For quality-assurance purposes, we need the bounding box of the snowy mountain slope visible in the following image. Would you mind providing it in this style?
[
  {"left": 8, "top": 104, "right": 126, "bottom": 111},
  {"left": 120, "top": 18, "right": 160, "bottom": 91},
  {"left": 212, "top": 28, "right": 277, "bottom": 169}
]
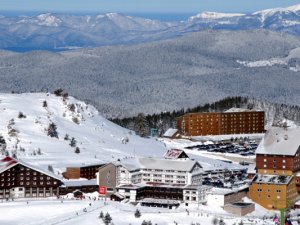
[
  {"left": 236, "top": 46, "right": 300, "bottom": 71},
  {"left": 0, "top": 93, "right": 166, "bottom": 173},
  {"left": 1, "top": 30, "right": 300, "bottom": 118},
  {"left": 3, "top": 4, "right": 300, "bottom": 50}
]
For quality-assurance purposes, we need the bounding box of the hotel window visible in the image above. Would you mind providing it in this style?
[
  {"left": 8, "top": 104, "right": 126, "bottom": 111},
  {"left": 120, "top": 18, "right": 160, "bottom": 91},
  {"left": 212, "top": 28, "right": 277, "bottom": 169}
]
[
  {"left": 283, "top": 166, "right": 286, "bottom": 169},
  {"left": 264, "top": 165, "right": 266, "bottom": 168},
  {"left": 264, "top": 159, "right": 267, "bottom": 162},
  {"left": 283, "top": 160, "right": 286, "bottom": 163}
]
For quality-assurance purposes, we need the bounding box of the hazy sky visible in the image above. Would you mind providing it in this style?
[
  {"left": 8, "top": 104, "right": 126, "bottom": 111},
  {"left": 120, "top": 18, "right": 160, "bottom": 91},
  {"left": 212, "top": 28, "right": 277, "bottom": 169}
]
[{"left": 1, "top": 0, "right": 300, "bottom": 13}]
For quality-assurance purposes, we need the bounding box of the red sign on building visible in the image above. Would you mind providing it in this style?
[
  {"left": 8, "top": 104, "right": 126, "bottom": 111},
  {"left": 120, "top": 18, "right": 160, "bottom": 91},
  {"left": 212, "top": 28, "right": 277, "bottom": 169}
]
[{"left": 99, "top": 186, "right": 107, "bottom": 195}]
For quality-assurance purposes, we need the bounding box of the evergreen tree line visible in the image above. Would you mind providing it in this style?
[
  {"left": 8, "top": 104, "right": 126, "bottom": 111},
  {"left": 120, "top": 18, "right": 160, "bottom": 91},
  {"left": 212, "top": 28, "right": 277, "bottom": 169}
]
[{"left": 110, "top": 96, "right": 300, "bottom": 136}]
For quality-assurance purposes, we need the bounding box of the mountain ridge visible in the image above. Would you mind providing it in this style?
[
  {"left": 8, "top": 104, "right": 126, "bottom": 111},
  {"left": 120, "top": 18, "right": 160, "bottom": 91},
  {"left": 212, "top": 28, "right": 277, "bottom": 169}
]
[{"left": 2, "top": 4, "right": 300, "bottom": 50}]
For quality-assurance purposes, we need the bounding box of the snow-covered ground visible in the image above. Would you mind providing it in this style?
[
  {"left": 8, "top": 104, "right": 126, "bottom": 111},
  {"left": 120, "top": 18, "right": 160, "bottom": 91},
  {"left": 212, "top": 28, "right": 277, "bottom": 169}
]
[
  {"left": 0, "top": 197, "right": 280, "bottom": 225},
  {"left": 237, "top": 46, "right": 300, "bottom": 72},
  {"left": 0, "top": 93, "right": 165, "bottom": 174}
]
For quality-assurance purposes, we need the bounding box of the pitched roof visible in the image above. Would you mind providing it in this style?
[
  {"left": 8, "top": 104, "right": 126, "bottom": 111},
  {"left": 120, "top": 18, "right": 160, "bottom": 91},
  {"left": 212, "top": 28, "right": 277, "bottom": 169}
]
[
  {"left": 256, "top": 126, "right": 300, "bottom": 156},
  {"left": 119, "top": 157, "right": 201, "bottom": 172},
  {"left": 163, "top": 128, "right": 179, "bottom": 137},
  {"left": 0, "top": 156, "right": 62, "bottom": 181},
  {"left": 163, "top": 149, "right": 189, "bottom": 159}
]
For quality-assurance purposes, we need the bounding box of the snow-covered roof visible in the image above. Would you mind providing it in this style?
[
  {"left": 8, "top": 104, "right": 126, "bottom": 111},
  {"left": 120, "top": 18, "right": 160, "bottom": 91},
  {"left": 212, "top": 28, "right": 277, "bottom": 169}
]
[
  {"left": 140, "top": 198, "right": 180, "bottom": 205},
  {"left": 119, "top": 157, "right": 200, "bottom": 172},
  {"left": 62, "top": 179, "right": 97, "bottom": 187},
  {"left": 246, "top": 164, "right": 256, "bottom": 174},
  {"left": 209, "top": 186, "right": 249, "bottom": 196},
  {"left": 256, "top": 126, "right": 300, "bottom": 156},
  {"left": 164, "top": 149, "right": 189, "bottom": 159},
  {"left": 67, "top": 163, "right": 104, "bottom": 168},
  {"left": 0, "top": 156, "right": 62, "bottom": 181},
  {"left": 252, "top": 174, "right": 293, "bottom": 185},
  {"left": 184, "top": 185, "right": 211, "bottom": 191},
  {"left": 0, "top": 157, "right": 17, "bottom": 173},
  {"left": 224, "top": 108, "right": 261, "bottom": 113},
  {"left": 163, "top": 128, "right": 178, "bottom": 137}
]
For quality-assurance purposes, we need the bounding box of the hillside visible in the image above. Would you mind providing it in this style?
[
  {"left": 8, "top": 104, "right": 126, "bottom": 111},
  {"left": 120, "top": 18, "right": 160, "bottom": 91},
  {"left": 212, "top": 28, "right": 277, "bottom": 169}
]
[
  {"left": 0, "top": 93, "right": 166, "bottom": 173},
  {"left": 1, "top": 30, "right": 300, "bottom": 117}
]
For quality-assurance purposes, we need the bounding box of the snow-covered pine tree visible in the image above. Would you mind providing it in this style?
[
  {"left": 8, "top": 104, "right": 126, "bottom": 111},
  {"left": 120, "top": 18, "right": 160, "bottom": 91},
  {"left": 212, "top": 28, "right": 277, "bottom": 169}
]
[
  {"left": 134, "top": 113, "right": 149, "bottom": 137},
  {"left": 134, "top": 209, "right": 141, "bottom": 218},
  {"left": 70, "top": 137, "right": 76, "bottom": 147},
  {"left": 47, "top": 122, "right": 58, "bottom": 138},
  {"left": 103, "top": 212, "right": 112, "bottom": 225},
  {"left": 75, "top": 147, "right": 80, "bottom": 154}
]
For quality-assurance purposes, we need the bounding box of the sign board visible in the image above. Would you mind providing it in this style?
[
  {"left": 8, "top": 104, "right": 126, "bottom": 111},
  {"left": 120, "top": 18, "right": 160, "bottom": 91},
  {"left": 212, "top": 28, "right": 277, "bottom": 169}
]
[{"left": 99, "top": 186, "right": 107, "bottom": 195}]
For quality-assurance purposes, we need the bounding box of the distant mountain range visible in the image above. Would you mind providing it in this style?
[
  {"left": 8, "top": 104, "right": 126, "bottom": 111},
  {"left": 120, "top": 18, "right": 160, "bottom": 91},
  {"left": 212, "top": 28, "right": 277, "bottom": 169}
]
[{"left": 2, "top": 4, "right": 300, "bottom": 50}]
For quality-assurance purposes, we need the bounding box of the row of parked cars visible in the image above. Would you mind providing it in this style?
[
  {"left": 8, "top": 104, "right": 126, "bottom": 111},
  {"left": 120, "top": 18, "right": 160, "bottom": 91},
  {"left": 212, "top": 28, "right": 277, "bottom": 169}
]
[{"left": 185, "top": 141, "right": 259, "bottom": 156}]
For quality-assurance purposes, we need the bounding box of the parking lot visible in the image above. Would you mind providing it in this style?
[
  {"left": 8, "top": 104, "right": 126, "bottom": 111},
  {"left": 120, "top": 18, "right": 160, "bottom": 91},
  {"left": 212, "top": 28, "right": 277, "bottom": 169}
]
[{"left": 185, "top": 140, "right": 259, "bottom": 157}]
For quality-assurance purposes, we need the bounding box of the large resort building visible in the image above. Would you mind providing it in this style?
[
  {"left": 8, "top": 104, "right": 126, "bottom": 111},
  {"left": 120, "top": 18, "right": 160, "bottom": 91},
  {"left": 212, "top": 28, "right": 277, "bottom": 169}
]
[
  {"left": 0, "top": 157, "right": 99, "bottom": 199},
  {"left": 249, "top": 126, "right": 300, "bottom": 209},
  {"left": 97, "top": 149, "right": 248, "bottom": 207},
  {"left": 0, "top": 157, "right": 62, "bottom": 199},
  {"left": 97, "top": 149, "right": 208, "bottom": 204},
  {"left": 176, "top": 108, "right": 265, "bottom": 136}
]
